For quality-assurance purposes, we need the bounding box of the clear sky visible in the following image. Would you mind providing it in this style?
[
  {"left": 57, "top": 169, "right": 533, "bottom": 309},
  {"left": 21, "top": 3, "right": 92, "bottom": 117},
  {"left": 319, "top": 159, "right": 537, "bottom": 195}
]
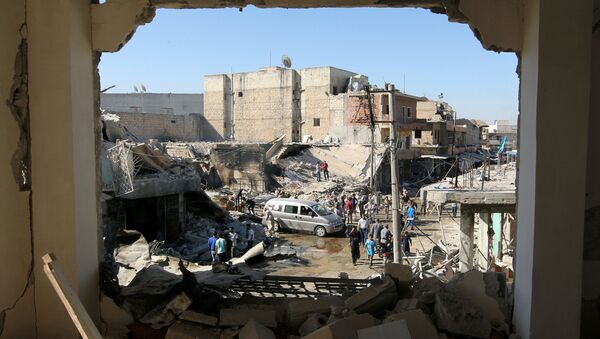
[{"left": 99, "top": 7, "right": 519, "bottom": 124}]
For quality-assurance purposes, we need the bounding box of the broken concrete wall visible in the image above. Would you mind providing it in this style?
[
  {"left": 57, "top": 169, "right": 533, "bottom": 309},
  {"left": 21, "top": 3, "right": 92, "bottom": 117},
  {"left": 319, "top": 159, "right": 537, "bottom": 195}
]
[
  {"left": 109, "top": 111, "right": 205, "bottom": 141},
  {"left": 211, "top": 144, "right": 267, "bottom": 192},
  {"left": 0, "top": 0, "right": 36, "bottom": 337}
]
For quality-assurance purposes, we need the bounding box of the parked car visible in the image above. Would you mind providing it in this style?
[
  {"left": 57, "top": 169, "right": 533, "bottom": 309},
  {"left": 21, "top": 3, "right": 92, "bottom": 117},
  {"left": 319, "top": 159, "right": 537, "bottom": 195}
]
[{"left": 262, "top": 198, "right": 345, "bottom": 237}]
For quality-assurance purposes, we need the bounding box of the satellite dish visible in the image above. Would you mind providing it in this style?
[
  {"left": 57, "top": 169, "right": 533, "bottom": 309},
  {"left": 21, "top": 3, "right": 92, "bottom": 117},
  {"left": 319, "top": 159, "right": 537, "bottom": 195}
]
[
  {"left": 133, "top": 85, "right": 139, "bottom": 93},
  {"left": 141, "top": 84, "right": 147, "bottom": 92},
  {"left": 282, "top": 55, "right": 292, "bottom": 68}
]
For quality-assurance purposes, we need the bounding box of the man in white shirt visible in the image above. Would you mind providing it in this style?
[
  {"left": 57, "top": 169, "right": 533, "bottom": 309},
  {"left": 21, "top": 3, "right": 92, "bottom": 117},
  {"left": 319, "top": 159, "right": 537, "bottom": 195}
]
[
  {"left": 357, "top": 216, "right": 369, "bottom": 247},
  {"left": 245, "top": 224, "right": 255, "bottom": 252}
]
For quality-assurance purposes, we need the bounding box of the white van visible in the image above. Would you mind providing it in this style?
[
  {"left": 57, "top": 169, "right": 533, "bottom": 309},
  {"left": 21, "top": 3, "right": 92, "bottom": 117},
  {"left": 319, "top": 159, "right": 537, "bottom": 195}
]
[{"left": 262, "top": 198, "right": 345, "bottom": 237}]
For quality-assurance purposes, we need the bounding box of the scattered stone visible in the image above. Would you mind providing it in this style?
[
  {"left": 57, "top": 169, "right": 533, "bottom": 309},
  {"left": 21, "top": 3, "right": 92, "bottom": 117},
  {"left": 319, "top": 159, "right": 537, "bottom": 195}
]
[
  {"left": 239, "top": 320, "right": 276, "bottom": 339},
  {"left": 298, "top": 313, "right": 329, "bottom": 336},
  {"left": 140, "top": 292, "right": 193, "bottom": 329},
  {"left": 165, "top": 320, "right": 218, "bottom": 339},
  {"left": 286, "top": 296, "right": 343, "bottom": 328},
  {"left": 219, "top": 308, "right": 277, "bottom": 328},
  {"left": 384, "top": 309, "right": 437, "bottom": 339},
  {"left": 100, "top": 294, "right": 133, "bottom": 338},
  {"left": 412, "top": 277, "right": 443, "bottom": 305},
  {"left": 178, "top": 310, "right": 218, "bottom": 327},
  {"left": 344, "top": 276, "right": 397, "bottom": 315},
  {"left": 357, "top": 319, "right": 411, "bottom": 339},
  {"left": 434, "top": 287, "right": 491, "bottom": 338},
  {"left": 303, "top": 313, "right": 380, "bottom": 339},
  {"left": 327, "top": 305, "right": 349, "bottom": 324}
]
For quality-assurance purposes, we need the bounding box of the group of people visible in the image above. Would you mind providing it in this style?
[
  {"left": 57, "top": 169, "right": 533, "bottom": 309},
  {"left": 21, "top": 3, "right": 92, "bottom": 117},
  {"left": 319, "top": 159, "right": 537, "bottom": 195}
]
[
  {"left": 207, "top": 224, "right": 255, "bottom": 264},
  {"left": 314, "top": 160, "right": 329, "bottom": 182},
  {"left": 347, "top": 219, "right": 394, "bottom": 268},
  {"left": 227, "top": 188, "right": 257, "bottom": 215}
]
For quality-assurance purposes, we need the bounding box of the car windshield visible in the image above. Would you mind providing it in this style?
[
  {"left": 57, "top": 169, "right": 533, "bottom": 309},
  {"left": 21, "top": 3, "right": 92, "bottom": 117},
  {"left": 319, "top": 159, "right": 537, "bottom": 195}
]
[{"left": 311, "top": 204, "right": 332, "bottom": 216}]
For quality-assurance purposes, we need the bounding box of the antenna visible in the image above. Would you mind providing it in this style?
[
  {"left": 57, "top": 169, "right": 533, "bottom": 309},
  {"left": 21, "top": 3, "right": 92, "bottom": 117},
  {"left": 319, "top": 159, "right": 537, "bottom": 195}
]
[{"left": 282, "top": 55, "right": 292, "bottom": 68}]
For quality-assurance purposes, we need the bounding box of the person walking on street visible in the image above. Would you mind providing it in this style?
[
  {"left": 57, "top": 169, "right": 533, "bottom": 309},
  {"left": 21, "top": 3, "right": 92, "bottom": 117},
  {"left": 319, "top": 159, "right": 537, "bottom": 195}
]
[
  {"left": 315, "top": 162, "right": 322, "bottom": 182},
  {"left": 402, "top": 230, "right": 412, "bottom": 256},
  {"left": 345, "top": 198, "right": 354, "bottom": 224},
  {"left": 366, "top": 235, "right": 376, "bottom": 268},
  {"left": 348, "top": 227, "right": 361, "bottom": 265},
  {"left": 371, "top": 218, "right": 383, "bottom": 244},
  {"left": 322, "top": 160, "right": 329, "bottom": 180},
  {"left": 359, "top": 193, "right": 368, "bottom": 218},
  {"left": 405, "top": 201, "right": 416, "bottom": 230},
  {"left": 245, "top": 224, "right": 255, "bottom": 252},
  {"left": 208, "top": 231, "right": 218, "bottom": 263},
  {"left": 383, "top": 196, "right": 390, "bottom": 219},
  {"left": 357, "top": 215, "right": 369, "bottom": 247},
  {"left": 228, "top": 227, "right": 238, "bottom": 259},
  {"left": 380, "top": 224, "right": 393, "bottom": 263},
  {"left": 215, "top": 232, "right": 228, "bottom": 263}
]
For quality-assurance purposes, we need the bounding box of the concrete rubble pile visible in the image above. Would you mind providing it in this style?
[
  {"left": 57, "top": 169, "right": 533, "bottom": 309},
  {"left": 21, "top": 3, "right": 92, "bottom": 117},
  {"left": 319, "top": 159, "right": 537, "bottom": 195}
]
[{"left": 102, "top": 258, "right": 515, "bottom": 339}]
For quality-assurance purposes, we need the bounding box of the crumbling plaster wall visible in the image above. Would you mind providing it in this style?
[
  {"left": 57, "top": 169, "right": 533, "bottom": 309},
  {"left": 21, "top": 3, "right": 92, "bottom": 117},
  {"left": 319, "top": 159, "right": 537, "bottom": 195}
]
[{"left": 0, "top": 1, "right": 36, "bottom": 338}]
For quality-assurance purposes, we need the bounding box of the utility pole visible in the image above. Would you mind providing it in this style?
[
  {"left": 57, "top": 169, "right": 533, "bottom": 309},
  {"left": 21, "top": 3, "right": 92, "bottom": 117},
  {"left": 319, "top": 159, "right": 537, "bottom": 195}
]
[
  {"left": 365, "top": 86, "right": 376, "bottom": 192},
  {"left": 388, "top": 85, "right": 401, "bottom": 264}
]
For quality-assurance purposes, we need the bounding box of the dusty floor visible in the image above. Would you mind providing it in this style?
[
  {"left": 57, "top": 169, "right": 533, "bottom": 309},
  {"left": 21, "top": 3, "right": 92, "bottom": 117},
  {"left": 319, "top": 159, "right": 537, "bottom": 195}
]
[{"left": 263, "top": 208, "right": 461, "bottom": 279}]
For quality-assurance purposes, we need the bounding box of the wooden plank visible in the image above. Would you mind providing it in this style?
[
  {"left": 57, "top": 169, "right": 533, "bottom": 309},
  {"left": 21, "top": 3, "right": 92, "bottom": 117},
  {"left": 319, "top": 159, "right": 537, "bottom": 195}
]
[{"left": 42, "top": 253, "right": 103, "bottom": 339}]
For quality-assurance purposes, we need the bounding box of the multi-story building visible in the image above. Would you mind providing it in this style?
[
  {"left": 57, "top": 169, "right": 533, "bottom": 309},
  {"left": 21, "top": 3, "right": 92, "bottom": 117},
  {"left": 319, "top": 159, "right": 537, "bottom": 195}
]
[{"left": 485, "top": 119, "right": 518, "bottom": 151}]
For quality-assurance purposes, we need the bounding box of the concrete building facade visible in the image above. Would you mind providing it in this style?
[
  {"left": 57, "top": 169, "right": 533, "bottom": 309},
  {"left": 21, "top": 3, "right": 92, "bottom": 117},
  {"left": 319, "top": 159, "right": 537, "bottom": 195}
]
[
  {"left": 101, "top": 92, "right": 204, "bottom": 115},
  {"left": 203, "top": 67, "right": 301, "bottom": 142}
]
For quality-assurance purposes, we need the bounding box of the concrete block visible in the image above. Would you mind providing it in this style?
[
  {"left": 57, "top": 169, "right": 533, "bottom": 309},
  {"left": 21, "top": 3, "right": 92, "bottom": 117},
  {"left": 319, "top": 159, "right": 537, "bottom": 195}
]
[
  {"left": 344, "top": 276, "right": 398, "bottom": 314},
  {"left": 357, "top": 319, "right": 411, "bottom": 339},
  {"left": 219, "top": 308, "right": 277, "bottom": 328},
  {"left": 179, "top": 310, "right": 218, "bottom": 326},
  {"left": 165, "top": 320, "right": 218, "bottom": 339},
  {"left": 298, "top": 313, "right": 329, "bottom": 336},
  {"left": 303, "top": 313, "right": 380, "bottom": 339},
  {"left": 239, "top": 320, "right": 276, "bottom": 339},
  {"left": 384, "top": 263, "right": 413, "bottom": 297},
  {"left": 287, "top": 296, "right": 343, "bottom": 328},
  {"left": 384, "top": 309, "right": 437, "bottom": 339},
  {"left": 394, "top": 298, "right": 419, "bottom": 313}
]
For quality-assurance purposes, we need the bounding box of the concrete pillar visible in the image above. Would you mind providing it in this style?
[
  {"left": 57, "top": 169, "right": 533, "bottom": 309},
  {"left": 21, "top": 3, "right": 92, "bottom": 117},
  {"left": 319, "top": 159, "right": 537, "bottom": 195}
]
[
  {"left": 459, "top": 206, "right": 474, "bottom": 272},
  {"left": 28, "top": 0, "right": 99, "bottom": 337},
  {"left": 514, "top": 0, "right": 592, "bottom": 338}
]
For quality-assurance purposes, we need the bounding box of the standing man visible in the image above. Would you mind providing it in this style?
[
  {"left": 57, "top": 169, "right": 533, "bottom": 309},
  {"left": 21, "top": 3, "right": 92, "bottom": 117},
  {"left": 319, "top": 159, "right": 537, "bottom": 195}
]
[
  {"left": 345, "top": 198, "right": 354, "bottom": 224},
  {"left": 208, "top": 231, "right": 218, "bottom": 263},
  {"left": 315, "top": 162, "right": 322, "bottom": 182},
  {"left": 371, "top": 218, "right": 383, "bottom": 244},
  {"left": 420, "top": 189, "right": 427, "bottom": 215},
  {"left": 235, "top": 188, "right": 244, "bottom": 211},
  {"left": 215, "top": 232, "right": 228, "bottom": 263},
  {"left": 357, "top": 215, "right": 369, "bottom": 247},
  {"left": 245, "top": 224, "right": 255, "bottom": 252},
  {"left": 380, "top": 224, "right": 393, "bottom": 263},
  {"left": 322, "top": 160, "right": 329, "bottom": 180},
  {"left": 359, "top": 193, "right": 368, "bottom": 218},
  {"left": 228, "top": 227, "right": 238, "bottom": 259}
]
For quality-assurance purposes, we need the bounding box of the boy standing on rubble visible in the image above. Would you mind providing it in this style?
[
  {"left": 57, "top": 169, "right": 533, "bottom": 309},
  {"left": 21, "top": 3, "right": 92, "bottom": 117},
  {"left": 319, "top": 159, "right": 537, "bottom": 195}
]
[
  {"left": 208, "top": 231, "right": 218, "bottom": 263},
  {"left": 228, "top": 227, "right": 238, "bottom": 259},
  {"left": 215, "top": 232, "right": 228, "bottom": 263}
]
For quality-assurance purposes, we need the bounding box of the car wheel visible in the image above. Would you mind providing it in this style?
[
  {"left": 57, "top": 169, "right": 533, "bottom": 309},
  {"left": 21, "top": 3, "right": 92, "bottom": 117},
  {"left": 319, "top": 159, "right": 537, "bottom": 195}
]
[{"left": 314, "top": 226, "right": 327, "bottom": 237}]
